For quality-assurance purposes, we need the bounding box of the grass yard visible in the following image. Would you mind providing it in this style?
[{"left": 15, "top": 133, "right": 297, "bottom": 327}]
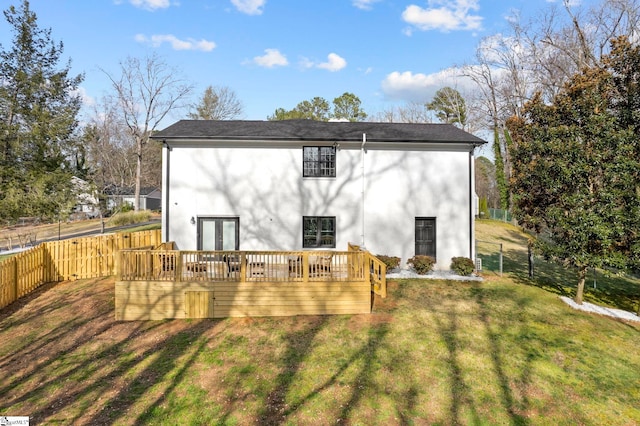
[
  {"left": 0, "top": 281, "right": 639, "bottom": 423},
  {"left": 0, "top": 220, "right": 639, "bottom": 424},
  {"left": 476, "top": 219, "right": 640, "bottom": 314}
]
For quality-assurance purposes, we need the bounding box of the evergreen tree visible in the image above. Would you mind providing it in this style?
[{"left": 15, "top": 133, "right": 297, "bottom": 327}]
[
  {"left": 268, "top": 93, "right": 366, "bottom": 122},
  {"left": 426, "top": 87, "right": 467, "bottom": 129},
  {"left": 0, "top": 0, "right": 84, "bottom": 222},
  {"left": 332, "top": 92, "right": 367, "bottom": 122},
  {"left": 509, "top": 36, "right": 640, "bottom": 304}
]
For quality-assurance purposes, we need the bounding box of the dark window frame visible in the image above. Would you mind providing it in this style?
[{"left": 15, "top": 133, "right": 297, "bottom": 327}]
[
  {"left": 302, "top": 216, "right": 336, "bottom": 248},
  {"left": 197, "top": 216, "right": 240, "bottom": 251},
  {"left": 303, "top": 146, "right": 336, "bottom": 178},
  {"left": 415, "top": 217, "right": 436, "bottom": 260}
]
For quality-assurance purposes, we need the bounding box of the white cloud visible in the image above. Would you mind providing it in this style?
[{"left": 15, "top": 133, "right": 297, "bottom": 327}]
[
  {"left": 317, "top": 53, "right": 347, "bottom": 72},
  {"left": 402, "top": 0, "right": 483, "bottom": 33},
  {"left": 231, "top": 0, "right": 266, "bottom": 15},
  {"left": 299, "top": 57, "right": 314, "bottom": 69},
  {"left": 380, "top": 68, "right": 476, "bottom": 102},
  {"left": 128, "top": 0, "right": 171, "bottom": 10},
  {"left": 75, "top": 87, "right": 95, "bottom": 108},
  {"left": 253, "top": 49, "right": 288, "bottom": 68},
  {"left": 352, "top": 0, "right": 380, "bottom": 10},
  {"left": 134, "top": 34, "right": 216, "bottom": 51},
  {"left": 300, "top": 53, "right": 347, "bottom": 72}
]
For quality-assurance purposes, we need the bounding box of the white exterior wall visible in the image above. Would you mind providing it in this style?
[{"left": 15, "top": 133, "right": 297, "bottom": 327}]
[{"left": 164, "top": 142, "right": 473, "bottom": 270}]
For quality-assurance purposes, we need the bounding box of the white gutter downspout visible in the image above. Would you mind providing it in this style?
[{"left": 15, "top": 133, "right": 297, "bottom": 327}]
[
  {"left": 361, "top": 133, "right": 366, "bottom": 247},
  {"left": 161, "top": 140, "right": 170, "bottom": 243}
]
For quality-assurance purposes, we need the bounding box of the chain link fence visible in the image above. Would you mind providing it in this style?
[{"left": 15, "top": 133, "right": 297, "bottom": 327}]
[{"left": 485, "top": 208, "right": 513, "bottom": 222}]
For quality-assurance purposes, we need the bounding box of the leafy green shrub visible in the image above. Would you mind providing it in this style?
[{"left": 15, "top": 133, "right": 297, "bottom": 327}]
[
  {"left": 109, "top": 210, "right": 152, "bottom": 227},
  {"left": 479, "top": 197, "right": 489, "bottom": 218},
  {"left": 119, "top": 202, "right": 134, "bottom": 213},
  {"left": 407, "top": 255, "right": 436, "bottom": 275},
  {"left": 376, "top": 255, "right": 401, "bottom": 271},
  {"left": 451, "top": 257, "right": 475, "bottom": 276}
]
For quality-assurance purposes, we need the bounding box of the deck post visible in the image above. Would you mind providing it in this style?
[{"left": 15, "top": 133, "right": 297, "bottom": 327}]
[
  {"left": 240, "top": 252, "right": 247, "bottom": 283},
  {"left": 175, "top": 251, "right": 183, "bottom": 282},
  {"left": 114, "top": 250, "right": 121, "bottom": 281},
  {"left": 302, "top": 252, "right": 309, "bottom": 283}
]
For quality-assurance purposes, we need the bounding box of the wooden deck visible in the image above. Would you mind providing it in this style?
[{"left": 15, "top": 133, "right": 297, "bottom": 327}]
[{"left": 115, "top": 248, "right": 386, "bottom": 320}]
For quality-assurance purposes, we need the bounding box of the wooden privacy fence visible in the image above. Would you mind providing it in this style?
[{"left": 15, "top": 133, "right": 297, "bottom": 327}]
[
  {"left": 0, "top": 229, "right": 162, "bottom": 309},
  {"left": 115, "top": 247, "right": 387, "bottom": 320}
]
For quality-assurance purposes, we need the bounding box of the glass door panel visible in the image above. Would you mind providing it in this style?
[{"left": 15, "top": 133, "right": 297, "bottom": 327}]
[
  {"left": 198, "top": 217, "right": 239, "bottom": 250},
  {"left": 200, "top": 220, "right": 216, "bottom": 251},
  {"left": 222, "top": 220, "right": 237, "bottom": 251}
]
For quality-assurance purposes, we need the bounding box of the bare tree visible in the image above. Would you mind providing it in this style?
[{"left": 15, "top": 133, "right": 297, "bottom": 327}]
[
  {"left": 188, "top": 85, "right": 244, "bottom": 120},
  {"left": 369, "top": 102, "right": 431, "bottom": 123},
  {"left": 462, "top": 0, "right": 640, "bottom": 209},
  {"left": 84, "top": 96, "right": 137, "bottom": 191},
  {"left": 102, "top": 53, "right": 192, "bottom": 211}
]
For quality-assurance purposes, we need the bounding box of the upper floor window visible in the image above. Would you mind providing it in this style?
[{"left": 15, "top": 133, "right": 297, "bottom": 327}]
[{"left": 303, "top": 146, "right": 336, "bottom": 177}]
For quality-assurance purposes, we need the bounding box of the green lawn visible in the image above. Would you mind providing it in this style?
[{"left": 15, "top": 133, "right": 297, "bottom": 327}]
[
  {"left": 476, "top": 219, "right": 640, "bottom": 314},
  {"left": 0, "top": 221, "right": 639, "bottom": 424}
]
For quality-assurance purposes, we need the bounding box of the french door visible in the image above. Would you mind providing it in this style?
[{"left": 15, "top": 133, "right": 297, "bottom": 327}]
[
  {"left": 415, "top": 217, "right": 436, "bottom": 259},
  {"left": 197, "top": 217, "right": 239, "bottom": 250}
]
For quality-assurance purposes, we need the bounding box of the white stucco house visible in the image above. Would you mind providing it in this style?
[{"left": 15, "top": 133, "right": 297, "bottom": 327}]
[{"left": 151, "top": 120, "right": 486, "bottom": 270}]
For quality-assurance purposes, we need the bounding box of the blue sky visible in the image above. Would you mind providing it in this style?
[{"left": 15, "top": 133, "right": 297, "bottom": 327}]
[{"left": 2, "top": 0, "right": 568, "bottom": 126}]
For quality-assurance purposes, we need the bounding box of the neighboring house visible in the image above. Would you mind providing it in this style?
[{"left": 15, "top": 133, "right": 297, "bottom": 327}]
[
  {"left": 151, "top": 120, "right": 486, "bottom": 270},
  {"left": 104, "top": 186, "right": 162, "bottom": 212},
  {"left": 71, "top": 176, "right": 100, "bottom": 218}
]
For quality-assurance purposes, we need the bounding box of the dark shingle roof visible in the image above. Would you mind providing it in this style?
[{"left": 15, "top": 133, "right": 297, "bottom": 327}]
[
  {"left": 152, "top": 120, "right": 486, "bottom": 145},
  {"left": 104, "top": 185, "right": 159, "bottom": 196}
]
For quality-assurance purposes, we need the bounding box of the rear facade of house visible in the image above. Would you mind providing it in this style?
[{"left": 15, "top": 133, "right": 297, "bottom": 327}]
[{"left": 152, "top": 120, "right": 485, "bottom": 270}]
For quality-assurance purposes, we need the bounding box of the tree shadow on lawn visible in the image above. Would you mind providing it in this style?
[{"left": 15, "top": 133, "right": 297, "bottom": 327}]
[
  {"left": 420, "top": 282, "right": 532, "bottom": 426},
  {"left": 508, "top": 252, "right": 640, "bottom": 314},
  {"left": 212, "top": 284, "right": 412, "bottom": 425},
  {"left": 251, "top": 313, "right": 394, "bottom": 424},
  {"left": 1, "top": 277, "right": 413, "bottom": 425},
  {"left": 0, "top": 277, "right": 224, "bottom": 425},
  {"left": 479, "top": 234, "right": 640, "bottom": 314}
]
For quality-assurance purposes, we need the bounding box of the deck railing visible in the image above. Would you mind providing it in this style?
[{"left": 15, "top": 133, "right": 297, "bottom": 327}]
[
  {"left": 116, "top": 250, "right": 369, "bottom": 283},
  {"left": 348, "top": 242, "right": 387, "bottom": 298}
]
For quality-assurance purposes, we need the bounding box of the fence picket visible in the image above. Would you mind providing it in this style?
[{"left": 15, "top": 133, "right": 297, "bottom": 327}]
[{"left": 0, "top": 229, "right": 161, "bottom": 309}]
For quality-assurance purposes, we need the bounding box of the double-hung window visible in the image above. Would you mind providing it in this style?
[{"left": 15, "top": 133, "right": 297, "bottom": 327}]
[
  {"left": 303, "top": 216, "right": 336, "bottom": 248},
  {"left": 303, "top": 146, "right": 336, "bottom": 177}
]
